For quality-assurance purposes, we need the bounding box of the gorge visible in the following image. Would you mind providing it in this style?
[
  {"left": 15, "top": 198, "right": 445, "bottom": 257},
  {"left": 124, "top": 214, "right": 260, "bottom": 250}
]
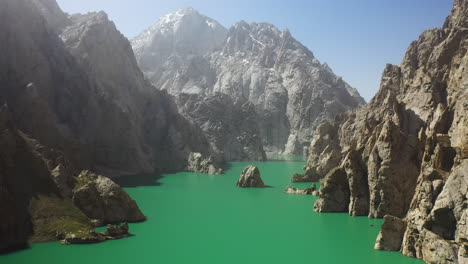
[{"left": 0, "top": 0, "right": 466, "bottom": 264}]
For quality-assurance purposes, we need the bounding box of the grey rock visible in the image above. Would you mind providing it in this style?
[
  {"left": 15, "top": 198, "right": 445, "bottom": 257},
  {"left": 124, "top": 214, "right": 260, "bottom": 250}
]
[
  {"left": 178, "top": 94, "right": 266, "bottom": 161},
  {"left": 236, "top": 166, "right": 265, "bottom": 188},
  {"left": 187, "top": 152, "right": 222, "bottom": 175},
  {"left": 284, "top": 184, "right": 316, "bottom": 195},
  {"left": 132, "top": 9, "right": 365, "bottom": 156}
]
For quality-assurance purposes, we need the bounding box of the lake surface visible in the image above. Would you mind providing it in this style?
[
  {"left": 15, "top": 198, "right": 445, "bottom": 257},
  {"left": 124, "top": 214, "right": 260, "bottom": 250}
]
[{"left": 2, "top": 158, "right": 424, "bottom": 264}]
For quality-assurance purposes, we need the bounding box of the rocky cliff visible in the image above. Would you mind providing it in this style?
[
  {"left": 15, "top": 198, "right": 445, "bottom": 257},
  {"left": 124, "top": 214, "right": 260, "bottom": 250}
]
[
  {"left": 132, "top": 9, "right": 365, "bottom": 156},
  {"left": 1, "top": 0, "right": 213, "bottom": 176},
  {"left": 307, "top": 0, "right": 467, "bottom": 263},
  {"left": 0, "top": 0, "right": 215, "bottom": 252},
  {"left": 0, "top": 105, "right": 144, "bottom": 252}
]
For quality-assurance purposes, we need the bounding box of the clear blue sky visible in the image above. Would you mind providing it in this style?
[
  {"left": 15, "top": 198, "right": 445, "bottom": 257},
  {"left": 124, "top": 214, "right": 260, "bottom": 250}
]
[{"left": 57, "top": 0, "right": 453, "bottom": 101}]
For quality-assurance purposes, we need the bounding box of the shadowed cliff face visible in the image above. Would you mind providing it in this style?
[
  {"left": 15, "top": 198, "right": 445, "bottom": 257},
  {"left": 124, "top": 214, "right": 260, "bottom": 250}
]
[
  {"left": 306, "top": 0, "right": 467, "bottom": 263},
  {"left": 0, "top": 0, "right": 217, "bottom": 253},
  {"left": 131, "top": 9, "right": 365, "bottom": 156},
  {"left": 0, "top": 0, "right": 213, "bottom": 176}
]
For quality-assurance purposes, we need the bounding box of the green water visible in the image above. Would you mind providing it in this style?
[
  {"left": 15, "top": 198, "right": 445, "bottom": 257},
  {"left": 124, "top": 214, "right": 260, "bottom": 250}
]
[{"left": 2, "top": 159, "right": 424, "bottom": 264}]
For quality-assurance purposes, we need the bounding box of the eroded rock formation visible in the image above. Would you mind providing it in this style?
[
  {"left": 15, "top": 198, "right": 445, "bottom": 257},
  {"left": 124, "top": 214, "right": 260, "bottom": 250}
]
[
  {"left": 305, "top": 1, "right": 468, "bottom": 263},
  {"left": 187, "top": 152, "right": 223, "bottom": 174},
  {"left": 236, "top": 165, "right": 265, "bottom": 188}
]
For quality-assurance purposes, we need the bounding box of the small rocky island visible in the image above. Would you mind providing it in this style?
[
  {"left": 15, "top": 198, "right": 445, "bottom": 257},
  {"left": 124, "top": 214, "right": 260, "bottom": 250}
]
[
  {"left": 236, "top": 166, "right": 265, "bottom": 188},
  {"left": 284, "top": 184, "right": 317, "bottom": 195}
]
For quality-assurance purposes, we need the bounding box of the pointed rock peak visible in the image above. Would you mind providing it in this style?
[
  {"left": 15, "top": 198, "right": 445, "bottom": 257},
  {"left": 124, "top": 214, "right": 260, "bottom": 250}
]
[
  {"left": 234, "top": 20, "right": 250, "bottom": 29},
  {"left": 281, "top": 28, "right": 292, "bottom": 38},
  {"left": 156, "top": 7, "right": 225, "bottom": 30}
]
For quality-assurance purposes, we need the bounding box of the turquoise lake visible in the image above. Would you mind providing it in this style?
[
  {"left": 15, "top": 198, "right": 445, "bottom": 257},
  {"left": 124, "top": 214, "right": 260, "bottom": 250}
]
[{"left": 1, "top": 158, "right": 424, "bottom": 263}]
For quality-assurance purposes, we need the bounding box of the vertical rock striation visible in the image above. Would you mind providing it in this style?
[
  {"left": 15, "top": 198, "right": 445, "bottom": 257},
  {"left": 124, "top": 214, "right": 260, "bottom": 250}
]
[{"left": 305, "top": 1, "right": 468, "bottom": 263}]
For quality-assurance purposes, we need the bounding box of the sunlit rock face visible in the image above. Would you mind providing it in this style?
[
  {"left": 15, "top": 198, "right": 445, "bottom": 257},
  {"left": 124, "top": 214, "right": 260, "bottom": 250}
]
[
  {"left": 305, "top": 1, "right": 468, "bottom": 263},
  {"left": 132, "top": 9, "right": 365, "bottom": 156}
]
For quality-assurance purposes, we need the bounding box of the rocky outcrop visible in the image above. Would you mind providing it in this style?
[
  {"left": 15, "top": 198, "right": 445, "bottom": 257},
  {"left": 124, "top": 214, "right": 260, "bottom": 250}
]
[
  {"left": 236, "top": 166, "right": 265, "bottom": 188},
  {"left": 284, "top": 184, "right": 316, "bottom": 195},
  {"left": 313, "top": 167, "right": 350, "bottom": 212},
  {"left": 72, "top": 171, "right": 146, "bottom": 223},
  {"left": 132, "top": 8, "right": 365, "bottom": 156},
  {"left": 0, "top": 105, "right": 145, "bottom": 252},
  {"left": 60, "top": 223, "right": 132, "bottom": 245},
  {"left": 187, "top": 152, "right": 222, "bottom": 174},
  {"left": 291, "top": 172, "right": 321, "bottom": 183},
  {"left": 306, "top": 1, "right": 468, "bottom": 263},
  {"left": 374, "top": 215, "right": 407, "bottom": 251}
]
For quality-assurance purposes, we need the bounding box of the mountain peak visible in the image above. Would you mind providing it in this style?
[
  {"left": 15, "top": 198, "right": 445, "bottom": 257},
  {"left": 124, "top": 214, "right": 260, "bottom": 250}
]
[{"left": 175, "top": 7, "right": 198, "bottom": 15}]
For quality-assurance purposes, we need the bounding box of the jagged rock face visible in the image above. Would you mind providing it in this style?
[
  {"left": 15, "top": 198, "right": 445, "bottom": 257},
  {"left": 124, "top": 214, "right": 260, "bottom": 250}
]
[
  {"left": 313, "top": 167, "right": 350, "bottom": 212},
  {"left": 72, "top": 171, "right": 146, "bottom": 223},
  {"left": 177, "top": 93, "right": 266, "bottom": 161},
  {"left": 307, "top": 1, "right": 468, "bottom": 263},
  {"left": 374, "top": 215, "right": 407, "bottom": 251},
  {"left": 187, "top": 152, "right": 222, "bottom": 175},
  {"left": 131, "top": 9, "right": 365, "bottom": 155},
  {"left": 236, "top": 165, "right": 265, "bottom": 188}
]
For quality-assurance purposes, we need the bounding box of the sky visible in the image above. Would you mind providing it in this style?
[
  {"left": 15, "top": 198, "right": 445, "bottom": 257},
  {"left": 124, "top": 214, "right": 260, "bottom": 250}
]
[{"left": 56, "top": 0, "right": 453, "bottom": 101}]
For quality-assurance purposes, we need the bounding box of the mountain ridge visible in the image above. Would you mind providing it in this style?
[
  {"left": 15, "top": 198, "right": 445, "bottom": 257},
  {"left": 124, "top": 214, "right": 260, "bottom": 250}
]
[{"left": 132, "top": 8, "right": 365, "bottom": 155}]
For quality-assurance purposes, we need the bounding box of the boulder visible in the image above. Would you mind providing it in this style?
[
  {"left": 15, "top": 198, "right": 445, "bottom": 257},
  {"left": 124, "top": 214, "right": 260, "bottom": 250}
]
[
  {"left": 236, "top": 166, "right": 265, "bottom": 188},
  {"left": 284, "top": 186, "right": 311, "bottom": 195},
  {"left": 72, "top": 171, "right": 146, "bottom": 223},
  {"left": 187, "top": 152, "right": 222, "bottom": 175}
]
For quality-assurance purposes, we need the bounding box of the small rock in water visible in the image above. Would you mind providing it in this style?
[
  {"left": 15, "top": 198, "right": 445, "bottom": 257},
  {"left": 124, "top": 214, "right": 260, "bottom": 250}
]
[{"left": 236, "top": 165, "right": 265, "bottom": 188}]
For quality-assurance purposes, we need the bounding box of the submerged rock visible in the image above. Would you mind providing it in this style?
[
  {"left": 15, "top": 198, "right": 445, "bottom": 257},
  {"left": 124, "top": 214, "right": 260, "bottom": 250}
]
[
  {"left": 284, "top": 184, "right": 317, "bottom": 195},
  {"left": 187, "top": 152, "right": 223, "bottom": 175},
  {"left": 105, "top": 223, "right": 130, "bottom": 238},
  {"left": 236, "top": 166, "right": 265, "bottom": 188},
  {"left": 60, "top": 223, "right": 132, "bottom": 245}
]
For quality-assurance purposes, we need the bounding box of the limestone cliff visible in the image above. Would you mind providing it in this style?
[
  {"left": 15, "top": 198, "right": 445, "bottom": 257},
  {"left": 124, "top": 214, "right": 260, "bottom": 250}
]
[{"left": 306, "top": 1, "right": 468, "bottom": 263}]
